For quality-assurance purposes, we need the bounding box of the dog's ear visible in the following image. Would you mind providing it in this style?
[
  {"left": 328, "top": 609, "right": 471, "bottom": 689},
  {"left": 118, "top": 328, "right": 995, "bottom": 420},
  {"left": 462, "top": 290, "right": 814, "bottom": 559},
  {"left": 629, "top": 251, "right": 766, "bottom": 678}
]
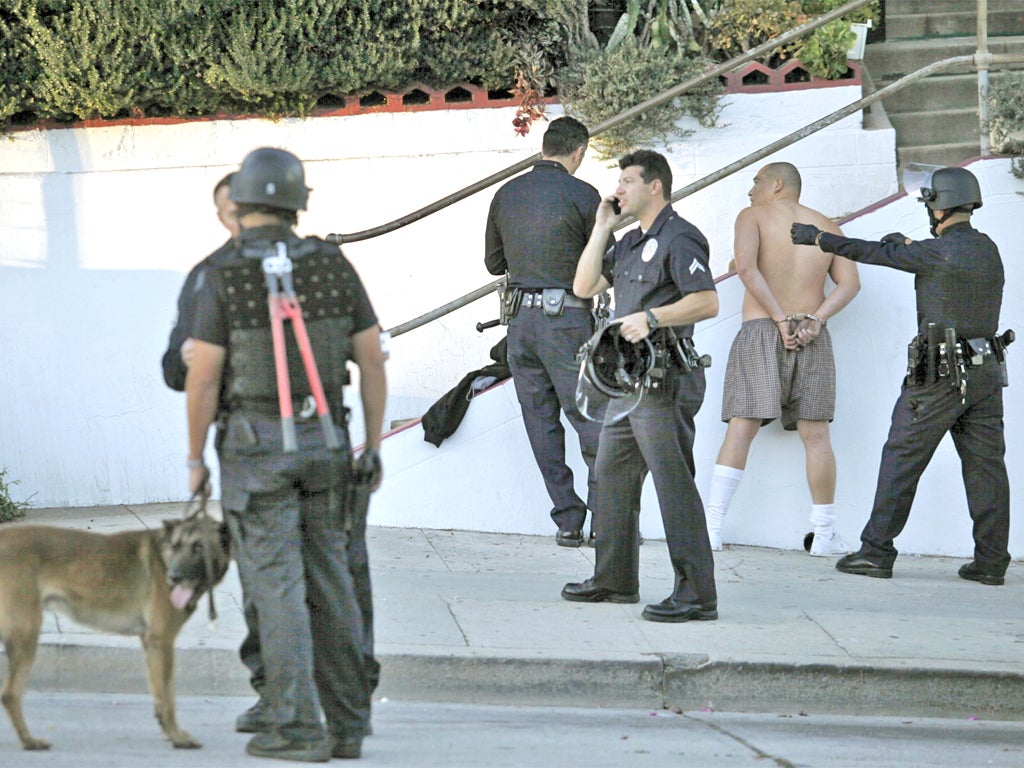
[{"left": 162, "top": 519, "right": 178, "bottom": 538}]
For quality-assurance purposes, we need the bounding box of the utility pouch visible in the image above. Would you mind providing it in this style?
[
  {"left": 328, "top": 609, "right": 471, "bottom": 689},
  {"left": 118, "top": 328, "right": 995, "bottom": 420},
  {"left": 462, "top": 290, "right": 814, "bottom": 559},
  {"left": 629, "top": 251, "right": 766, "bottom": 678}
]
[
  {"left": 542, "top": 288, "right": 566, "bottom": 318},
  {"left": 224, "top": 413, "right": 259, "bottom": 450},
  {"left": 965, "top": 337, "right": 993, "bottom": 366},
  {"left": 501, "top": 286, "right": 522, "bottom": 324},
  {"left": 906, "top": 337, "right": 924, "bottom": 385}
]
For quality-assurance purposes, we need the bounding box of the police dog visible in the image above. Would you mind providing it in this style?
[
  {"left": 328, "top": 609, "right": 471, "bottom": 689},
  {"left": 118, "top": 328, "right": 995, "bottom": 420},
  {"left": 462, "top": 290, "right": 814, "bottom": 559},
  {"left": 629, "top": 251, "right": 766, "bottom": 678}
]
[{"left": 0, "top": 512, "right": 231, "bottom": 750}]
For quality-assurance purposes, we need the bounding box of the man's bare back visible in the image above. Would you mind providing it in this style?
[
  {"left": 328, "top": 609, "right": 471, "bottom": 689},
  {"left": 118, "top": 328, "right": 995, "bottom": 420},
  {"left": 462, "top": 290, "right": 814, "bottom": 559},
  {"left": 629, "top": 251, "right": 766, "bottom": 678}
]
[
  {"left": 738, "top": 200, "right": 840, "bottom": 320},
  {"left": 732, "top": 164, "right": 858, "bottom": 336}
]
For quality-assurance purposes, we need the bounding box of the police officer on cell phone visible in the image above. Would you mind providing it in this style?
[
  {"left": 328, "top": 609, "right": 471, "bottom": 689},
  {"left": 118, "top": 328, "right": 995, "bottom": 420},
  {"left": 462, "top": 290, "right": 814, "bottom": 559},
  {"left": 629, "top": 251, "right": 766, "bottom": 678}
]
[{"left": 791, "top": 165, "right": 1013, "bottom": 585}]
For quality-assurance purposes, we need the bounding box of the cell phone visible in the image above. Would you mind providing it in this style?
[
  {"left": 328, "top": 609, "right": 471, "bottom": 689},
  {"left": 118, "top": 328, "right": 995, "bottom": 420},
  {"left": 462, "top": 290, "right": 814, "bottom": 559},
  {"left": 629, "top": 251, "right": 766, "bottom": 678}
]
[{"left": 610, "top": 198, "right": 621, "bottom": 215}]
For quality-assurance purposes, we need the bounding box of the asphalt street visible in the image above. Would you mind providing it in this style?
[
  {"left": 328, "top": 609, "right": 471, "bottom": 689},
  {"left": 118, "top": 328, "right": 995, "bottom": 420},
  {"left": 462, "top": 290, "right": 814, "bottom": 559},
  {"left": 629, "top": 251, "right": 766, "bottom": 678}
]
[{"left": 6, "top": 693, "right": 1024, "bottom": 768}]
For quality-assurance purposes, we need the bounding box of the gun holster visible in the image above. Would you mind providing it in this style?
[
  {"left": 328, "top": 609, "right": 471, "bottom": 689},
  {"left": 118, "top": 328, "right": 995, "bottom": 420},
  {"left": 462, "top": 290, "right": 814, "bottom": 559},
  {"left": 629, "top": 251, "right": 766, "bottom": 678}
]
[{"left": 501, "top": 286, "right": 522, "bottom": 324}]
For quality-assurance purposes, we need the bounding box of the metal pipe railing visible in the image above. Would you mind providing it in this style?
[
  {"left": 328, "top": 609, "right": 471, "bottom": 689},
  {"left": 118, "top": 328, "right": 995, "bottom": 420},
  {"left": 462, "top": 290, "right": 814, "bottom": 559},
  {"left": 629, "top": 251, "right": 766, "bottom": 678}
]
[
  {"left": 977, "top": 0, "right": 992, "bottom": 156},
  {"left": 328, "top": 0, "right": 877, "bottom": 245}
]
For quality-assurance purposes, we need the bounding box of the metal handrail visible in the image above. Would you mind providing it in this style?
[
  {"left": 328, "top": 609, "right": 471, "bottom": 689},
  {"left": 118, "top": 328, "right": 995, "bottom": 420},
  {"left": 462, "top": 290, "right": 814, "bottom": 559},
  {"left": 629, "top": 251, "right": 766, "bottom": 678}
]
[{"left": 327, "top": 0, "right": 876, "bottom": 246}]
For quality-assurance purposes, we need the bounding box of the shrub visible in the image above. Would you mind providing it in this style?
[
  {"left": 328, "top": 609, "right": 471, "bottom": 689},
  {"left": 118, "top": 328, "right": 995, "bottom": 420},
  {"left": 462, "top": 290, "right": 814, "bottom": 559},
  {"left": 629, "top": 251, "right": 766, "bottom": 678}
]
[
  {"left": 559, "top": 36, "right": 722, "bottom": 161},
  {"left": 704, "top": 0, "right": 806, "bottom": 67},
  {"left": 989, "top": 71, "right": 1024, "bottom": 154},
  {"left": 0, "top": 467, "right": 30, "bottom": 524}
]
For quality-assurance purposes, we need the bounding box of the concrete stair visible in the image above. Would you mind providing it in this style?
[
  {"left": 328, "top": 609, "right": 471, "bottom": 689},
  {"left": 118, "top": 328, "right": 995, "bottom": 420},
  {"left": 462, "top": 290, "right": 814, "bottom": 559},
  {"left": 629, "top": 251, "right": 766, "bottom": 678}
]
[{"left": 863, "top": 0, "right": 1024, "bottom": 167}]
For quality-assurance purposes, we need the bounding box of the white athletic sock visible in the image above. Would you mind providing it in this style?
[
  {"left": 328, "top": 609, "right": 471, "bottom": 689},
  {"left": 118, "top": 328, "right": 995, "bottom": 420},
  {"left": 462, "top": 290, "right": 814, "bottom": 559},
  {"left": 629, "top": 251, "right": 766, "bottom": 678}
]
[
  {"left": 809, "top": 503, "right": 836, "bottom": 537},
  {"left": 706, "top": 464, "right": 745, "bottom": 536}
]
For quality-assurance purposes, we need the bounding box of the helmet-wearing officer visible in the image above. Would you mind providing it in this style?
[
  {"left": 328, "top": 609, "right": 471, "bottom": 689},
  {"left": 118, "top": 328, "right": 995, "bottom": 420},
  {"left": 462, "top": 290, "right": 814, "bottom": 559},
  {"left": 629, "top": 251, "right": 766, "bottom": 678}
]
[
  {"left": 791, "top": 165, "right": 1011, "bottom": 585},
  {"left": 185, "top": 147, "right": 387, "bottom": 761}
]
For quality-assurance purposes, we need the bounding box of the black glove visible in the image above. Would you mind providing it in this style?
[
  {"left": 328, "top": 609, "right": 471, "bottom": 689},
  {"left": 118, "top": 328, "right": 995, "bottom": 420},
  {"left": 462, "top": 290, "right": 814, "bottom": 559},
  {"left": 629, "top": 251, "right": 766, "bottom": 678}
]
[
  {"left": 790, "top": 223, "right": 822, "bottom": 246},
  {"left": 351, "top": 448, "right": 382, "bottom": 488},
  {"left": 881, "top": 232, "right": 908, "bottom": 245}
]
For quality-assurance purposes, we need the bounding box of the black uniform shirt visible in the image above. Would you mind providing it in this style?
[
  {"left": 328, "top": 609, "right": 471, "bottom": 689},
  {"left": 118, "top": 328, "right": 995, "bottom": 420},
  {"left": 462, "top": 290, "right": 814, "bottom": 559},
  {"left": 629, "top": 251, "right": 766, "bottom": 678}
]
[
  {"left": 161, "top": 238, "right": 234, "bottom": 390},
  {"left": 484, "top": 160, "right": 604, "bottom": 290},
  {"left": 602, "top": 204, "right": 715, "bottom": 337},
  {"left": 820, "top": 221, "right": 1003, "bottom": 338}
]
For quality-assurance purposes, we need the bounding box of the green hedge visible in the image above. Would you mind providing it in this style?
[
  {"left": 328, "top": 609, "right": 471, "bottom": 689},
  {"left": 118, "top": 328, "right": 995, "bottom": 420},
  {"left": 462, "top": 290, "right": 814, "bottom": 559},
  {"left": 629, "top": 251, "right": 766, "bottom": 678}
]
[
  {"left": 0, "top": 0, "right": 871, "bottom": 152},
  {"left": 0, "top": 0, "right": 540, "bottom": 124}
]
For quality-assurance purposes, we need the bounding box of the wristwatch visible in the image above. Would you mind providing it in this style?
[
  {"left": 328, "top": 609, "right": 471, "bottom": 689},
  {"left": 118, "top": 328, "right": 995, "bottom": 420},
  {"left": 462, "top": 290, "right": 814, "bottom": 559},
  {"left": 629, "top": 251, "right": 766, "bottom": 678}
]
[{"left": 645, "top": 308, "right": 659, "bottom": 331}]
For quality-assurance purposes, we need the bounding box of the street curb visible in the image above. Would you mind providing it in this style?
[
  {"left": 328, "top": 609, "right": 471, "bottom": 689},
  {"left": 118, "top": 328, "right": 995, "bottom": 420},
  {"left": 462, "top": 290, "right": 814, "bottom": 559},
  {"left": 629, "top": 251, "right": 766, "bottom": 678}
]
[{"left": 23, "top": 645, "right": 1024, "bottom": 720}]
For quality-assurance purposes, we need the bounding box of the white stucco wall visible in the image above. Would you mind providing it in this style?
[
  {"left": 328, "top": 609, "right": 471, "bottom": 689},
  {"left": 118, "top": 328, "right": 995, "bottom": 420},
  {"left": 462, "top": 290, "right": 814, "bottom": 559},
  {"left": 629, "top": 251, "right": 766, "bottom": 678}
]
[
  {"left": 371, "top": 158, "right": 1023, "bottom": 560},
  {"left": 0, "top": 84, "right": 896, "bottom": 511}
]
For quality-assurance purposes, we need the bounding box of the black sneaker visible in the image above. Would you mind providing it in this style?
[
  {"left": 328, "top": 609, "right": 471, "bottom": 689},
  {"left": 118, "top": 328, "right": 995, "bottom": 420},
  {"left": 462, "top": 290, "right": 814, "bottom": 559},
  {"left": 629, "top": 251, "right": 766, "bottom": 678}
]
[
  {"left": 235, "top": 698, "right": 272, "bottom": 733},
  {"left": 245, "top": 733, "right": 331, "bottom": 762},
  {"left": 331, "top": 735, "right": 363, "bottom": 759}
]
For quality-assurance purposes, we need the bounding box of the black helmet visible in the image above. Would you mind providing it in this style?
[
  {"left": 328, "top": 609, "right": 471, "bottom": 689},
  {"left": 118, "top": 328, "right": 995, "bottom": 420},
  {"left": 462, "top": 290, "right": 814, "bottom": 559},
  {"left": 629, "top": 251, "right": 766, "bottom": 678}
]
[
  {"left": 575, "top": 324, "right": 654, "bottom": 424},
  {"left": 919, "top": 166, "right": 983, "bottom": 211},
  {"left": 230, "top": 147, "right": 310, "bottom": 211}
]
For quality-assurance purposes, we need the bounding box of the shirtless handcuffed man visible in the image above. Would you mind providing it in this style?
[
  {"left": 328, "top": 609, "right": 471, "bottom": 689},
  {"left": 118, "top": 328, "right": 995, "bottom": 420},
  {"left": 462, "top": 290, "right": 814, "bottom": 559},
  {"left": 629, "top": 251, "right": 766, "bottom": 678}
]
[{"left": 705, "top": 162, "right": 860, "bottom": 554}]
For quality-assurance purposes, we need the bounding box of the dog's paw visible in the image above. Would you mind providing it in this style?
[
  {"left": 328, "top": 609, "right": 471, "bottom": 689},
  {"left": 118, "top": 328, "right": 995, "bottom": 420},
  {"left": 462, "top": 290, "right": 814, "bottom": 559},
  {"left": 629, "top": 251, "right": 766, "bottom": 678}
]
[
  {"left": 23, "top": 736, "right": 52, "bottom": 750},
  {"left": 170, "top": 731, "right": 202, "bottom": 749}
]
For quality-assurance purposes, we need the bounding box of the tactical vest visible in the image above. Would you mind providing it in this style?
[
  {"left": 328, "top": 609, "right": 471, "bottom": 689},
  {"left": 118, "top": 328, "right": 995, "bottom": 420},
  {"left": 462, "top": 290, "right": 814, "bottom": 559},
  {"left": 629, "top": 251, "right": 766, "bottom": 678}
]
[{"left": 217, "top": 234, "right": 358, "bottom": 408}]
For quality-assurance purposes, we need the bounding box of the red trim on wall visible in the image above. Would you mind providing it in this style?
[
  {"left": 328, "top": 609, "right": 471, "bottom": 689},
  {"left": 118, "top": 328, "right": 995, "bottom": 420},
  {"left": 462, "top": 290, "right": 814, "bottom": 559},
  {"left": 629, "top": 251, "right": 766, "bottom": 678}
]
[
  {"left": 721, "top": 60, "right": 863, "bottom": 94},
  {"left": 9, "top": 63, "right": 860, "bottom": 133}
]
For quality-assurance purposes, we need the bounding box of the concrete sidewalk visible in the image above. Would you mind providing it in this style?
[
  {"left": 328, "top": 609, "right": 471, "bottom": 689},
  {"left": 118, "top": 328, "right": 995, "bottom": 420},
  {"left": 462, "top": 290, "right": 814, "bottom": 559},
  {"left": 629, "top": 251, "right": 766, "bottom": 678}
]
[{"left": 14, "top": 503, "right": 1024, "bottom": 720}]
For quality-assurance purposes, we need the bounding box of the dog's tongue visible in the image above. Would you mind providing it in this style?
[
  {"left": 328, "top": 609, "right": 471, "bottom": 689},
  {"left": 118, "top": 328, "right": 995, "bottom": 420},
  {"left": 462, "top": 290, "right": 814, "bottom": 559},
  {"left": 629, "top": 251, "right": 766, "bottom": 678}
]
[{"left": 170, "top": 585, "right": 195, "bottom": 610}]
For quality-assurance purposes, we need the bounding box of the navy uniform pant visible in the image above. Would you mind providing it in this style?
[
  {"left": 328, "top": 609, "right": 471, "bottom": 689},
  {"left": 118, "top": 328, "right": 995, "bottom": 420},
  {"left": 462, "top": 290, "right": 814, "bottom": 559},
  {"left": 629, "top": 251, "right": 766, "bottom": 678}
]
[
  {"left": 591, "top": 370, "right": 717, "bottom": 604},
  {"left": 507, "top": 306, "right": 601, "bottom": 532},
  {"left": 220, "top": 416, "right": 370, "bottom": 744},
  {"left": 860, "top": 359, "right": 1010, "bottom": 573}
]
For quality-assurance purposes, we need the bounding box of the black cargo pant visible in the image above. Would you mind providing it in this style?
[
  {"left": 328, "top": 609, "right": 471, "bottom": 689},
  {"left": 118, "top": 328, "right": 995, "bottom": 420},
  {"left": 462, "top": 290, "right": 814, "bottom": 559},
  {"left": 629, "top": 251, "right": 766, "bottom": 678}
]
[
  {"left": 220, "top": 414, "right": 370, "bottom": 744},
  {"left": 591, "top": 368, "right": 717, "bottom": 604},
  {"left": 507, "top": 305, "right": 601, "bottom": 533},
  {"left": 238, "top": 486, "right": 379, "bottom": 699},
  {"left": 859, "top": 357, "right": 1010, "bottom": 573}
]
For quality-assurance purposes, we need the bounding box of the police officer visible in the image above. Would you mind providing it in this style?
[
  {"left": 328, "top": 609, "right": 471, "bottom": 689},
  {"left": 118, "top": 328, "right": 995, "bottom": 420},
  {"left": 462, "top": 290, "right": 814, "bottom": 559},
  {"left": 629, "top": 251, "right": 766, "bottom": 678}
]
[
  {"left": 791, "top": 165, "right": 1011, "bottom": 585},
  {"left": 562, "top": 149, "right": 720, "bottom": 622},
  {"left": 161, "top": 174, "right": 275, "bottom": 732},
  {"left": 186, "top": 147, "right": 387, "bottom": 761},
  {"left": 485, "top": 116, "right": 609, "bottom": 547},
  {"left": 162, "top": 173, "right": 239, "bottom": 391}
]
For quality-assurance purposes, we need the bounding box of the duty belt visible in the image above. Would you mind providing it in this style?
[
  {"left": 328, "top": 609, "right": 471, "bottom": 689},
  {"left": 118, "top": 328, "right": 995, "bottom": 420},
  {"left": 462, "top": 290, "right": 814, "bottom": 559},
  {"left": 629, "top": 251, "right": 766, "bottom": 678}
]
[
  {"left": 519, "top": 290, "right": 592, "bottom": 311},
  {"left": 233, "top": 395, "right": 319, "bottom": 421}
]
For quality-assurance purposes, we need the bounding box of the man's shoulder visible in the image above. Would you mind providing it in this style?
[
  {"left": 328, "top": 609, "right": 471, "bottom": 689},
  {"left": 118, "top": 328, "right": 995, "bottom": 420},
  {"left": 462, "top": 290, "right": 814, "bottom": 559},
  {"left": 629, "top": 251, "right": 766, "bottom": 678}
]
[{"left": 661, "top": 209, "right": 708, "bottom": 243}]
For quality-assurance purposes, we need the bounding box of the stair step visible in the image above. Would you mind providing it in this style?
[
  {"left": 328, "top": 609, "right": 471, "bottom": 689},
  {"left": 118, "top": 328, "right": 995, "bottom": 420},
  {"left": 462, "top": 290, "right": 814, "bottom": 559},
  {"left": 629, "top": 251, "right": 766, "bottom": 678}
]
[
  {"left": 864, "top": 36, "right": 1024, "bottom": 81},
  {"left": 896, "top": 142, "right": 986, "bottom": 167},
  {"left": 873, "top": 70, "right": 1019, "bottom": 115},
  {"left": 888, "top": 108, "right": 982, "bottom": 146},
  {"left": 888, "top": 10, "right": 1024, "bottom": 39},
  {"left": 887, "top": 0, "right": 1021, "bottom": 14}
]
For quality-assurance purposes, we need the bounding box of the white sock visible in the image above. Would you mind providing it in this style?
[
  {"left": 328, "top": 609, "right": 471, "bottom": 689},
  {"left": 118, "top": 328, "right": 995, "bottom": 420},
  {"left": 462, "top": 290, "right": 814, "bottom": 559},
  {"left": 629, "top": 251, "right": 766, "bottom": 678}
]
[
  {"left": 706, "top": 464, "right": 744, "bottom": 533},
  {"left": 810, "top": 503, "right": 836, "bottom": 538}
]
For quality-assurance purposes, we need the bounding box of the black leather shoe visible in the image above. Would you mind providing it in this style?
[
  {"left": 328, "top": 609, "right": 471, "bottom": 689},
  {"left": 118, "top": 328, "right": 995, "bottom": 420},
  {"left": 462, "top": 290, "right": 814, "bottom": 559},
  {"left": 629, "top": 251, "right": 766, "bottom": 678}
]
[
  {"left": 556, "top": 529, "right": 583, "bottom": 548},
  {"left": 561, "top": 579, "right": 639, "bottom": 603},
  {"left": 235, "top": 698, "right": 272, "bottom": 733},
  {"left": 958, "top": 561, "right": 1005, "bottom": 586},
  {"left": 245, "top": 733, "right": 331, "bottom": 762},
  {"left": 641, "top": 597, "right": 718, "bottom": 623},
  {"left": 835, "top": 552, "right": 893, "bottom": 579}
]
